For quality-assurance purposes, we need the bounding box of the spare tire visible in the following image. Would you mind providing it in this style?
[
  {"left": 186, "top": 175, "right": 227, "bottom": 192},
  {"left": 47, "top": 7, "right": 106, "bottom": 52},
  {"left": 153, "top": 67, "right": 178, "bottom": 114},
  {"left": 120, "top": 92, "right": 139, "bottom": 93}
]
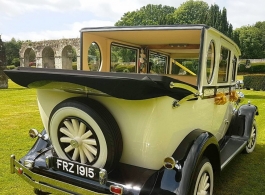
[{"left": 48, "top": 98, "right": 123, "bottom": 171}]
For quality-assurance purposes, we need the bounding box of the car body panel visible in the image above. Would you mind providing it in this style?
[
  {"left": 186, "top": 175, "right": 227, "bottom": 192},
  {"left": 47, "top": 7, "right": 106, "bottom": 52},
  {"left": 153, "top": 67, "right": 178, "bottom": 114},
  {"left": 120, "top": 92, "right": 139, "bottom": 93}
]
[{"left": 5, "top": 24, "right": 258, "bottom": 195}]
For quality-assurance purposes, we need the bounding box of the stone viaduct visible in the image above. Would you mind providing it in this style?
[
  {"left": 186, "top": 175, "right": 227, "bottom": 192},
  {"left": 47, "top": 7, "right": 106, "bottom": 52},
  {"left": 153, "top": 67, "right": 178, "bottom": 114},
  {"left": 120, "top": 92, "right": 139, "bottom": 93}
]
[{"left": 20, "top": 38, "right": 81, "bottom": 70}]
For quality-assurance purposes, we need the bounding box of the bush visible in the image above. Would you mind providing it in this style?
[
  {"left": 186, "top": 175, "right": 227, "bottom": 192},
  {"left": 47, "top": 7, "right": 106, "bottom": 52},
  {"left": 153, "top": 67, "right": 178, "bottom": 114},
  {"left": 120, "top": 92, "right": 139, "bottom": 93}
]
[
  {"left": 6, "top": 65, "right": 16, "bottom": 70},
  {"left": 72, "top": 62, "right": 77, "bottom": 70},
  {"left": 11, "top": 58, "right": 20, "bottom": 67},
  {"left": 181, "top": 60, "right": 198, "bottom": 74},
  {"left": 114, "top": 64, "right": 135, "bottom": 72},
  {"left": 243, "top": 74, "right": 265, "bottom": 90},
  {"left": 238, "top": 63, "right": 265, "bottom": 74}
]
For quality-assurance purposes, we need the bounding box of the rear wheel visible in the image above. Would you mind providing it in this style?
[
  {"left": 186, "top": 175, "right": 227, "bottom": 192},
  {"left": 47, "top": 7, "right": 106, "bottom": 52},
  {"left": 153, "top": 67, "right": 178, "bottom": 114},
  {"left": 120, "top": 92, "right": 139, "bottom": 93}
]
[
  {"left": 49, "top": 98, "right": 122, "bottom": 171},
  {"left": 192, "top": 157, "right": 213, "bottom": 195}
]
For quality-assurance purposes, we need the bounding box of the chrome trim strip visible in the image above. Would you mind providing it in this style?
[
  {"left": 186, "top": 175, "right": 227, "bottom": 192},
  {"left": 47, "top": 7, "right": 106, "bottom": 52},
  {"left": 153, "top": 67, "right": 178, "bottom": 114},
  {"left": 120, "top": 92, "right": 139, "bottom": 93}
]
[
  {"left": 10, "top": 155, "right": 107, "bottom": 195},
  {"left": 221, "top": 141, "right": 247, "bottom": 170}
]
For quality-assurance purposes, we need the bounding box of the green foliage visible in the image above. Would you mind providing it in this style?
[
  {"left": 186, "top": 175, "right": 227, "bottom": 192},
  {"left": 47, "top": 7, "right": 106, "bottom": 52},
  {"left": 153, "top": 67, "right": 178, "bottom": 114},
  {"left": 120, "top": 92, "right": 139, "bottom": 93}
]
[
  {"left": 234, "top": 26, "right": 264, "bottom": 59},
  {"left": 243, "top": 74, "right": 265, "bottom": 90},
  {"left": 254, "top": 21, "right": 265, "bottom": 53},
  {"left": 12, "top": 57, "right": 20, "bottom": 67},
  {"left": 113, "top": 64, "right": 135, "bottom": 72},
  {"left": 6, "top": 65, "right": 16, "bottom": 70},
  {"left": 71, "top": 48, "right": 77, "bottom": 62},
  {"left": 4, "top": 38, "right": 22, "bottom": 65},
  {"left": 173, "top": 0, "right": 209, "bottom": 24},
  {"left": 180, "top": 60, "right": 198, "bottom": 74},
  {"left": 115, "top": 4, "right": 176, "bottom": 26},
  {"left": 115, "top": 2, "right": 233, "bottom": 39},
  {"left": 28, "top": 49, "right": 36, "bottom": 62},
  {"left": 72, "top": 62, "right": 77, "bottom": 70},
  {"left": 238, "top": 63, "right": 265, "bottom": 73}
]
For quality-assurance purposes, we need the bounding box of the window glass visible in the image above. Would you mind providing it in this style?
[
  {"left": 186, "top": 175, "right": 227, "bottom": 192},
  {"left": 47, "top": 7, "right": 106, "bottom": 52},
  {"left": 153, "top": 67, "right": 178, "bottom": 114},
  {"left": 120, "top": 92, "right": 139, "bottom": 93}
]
[
  {"left": 88, "top": 42, "right": 101, "bottom": 71},
  {"left": 232, "top": 56, "right": 237, "bottom": 81},
  {"left": 218, "top": 46, "right": 230, "bottom": 83},
  {"left": 206, "top": 41, "right": 215, "bottom": 83},
  {"left": 171, "top": 59, "right": 198, "bottom": 76},
  {"left": 110, "top": 44, "right": 137, "bottom": 73},
  {"left": 148, "top": 52, "right": 168, "bottom": 74}
]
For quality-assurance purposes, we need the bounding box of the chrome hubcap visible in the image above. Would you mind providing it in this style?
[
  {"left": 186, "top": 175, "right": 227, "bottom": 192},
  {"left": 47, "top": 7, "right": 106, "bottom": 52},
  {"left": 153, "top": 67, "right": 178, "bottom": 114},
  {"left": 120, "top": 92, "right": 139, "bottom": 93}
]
[
  {"left": 59, "top": 118, "right": 99, "bottom": 164},
  {"left": 70, "top": 139, "right": 79, "bottom": 148}
]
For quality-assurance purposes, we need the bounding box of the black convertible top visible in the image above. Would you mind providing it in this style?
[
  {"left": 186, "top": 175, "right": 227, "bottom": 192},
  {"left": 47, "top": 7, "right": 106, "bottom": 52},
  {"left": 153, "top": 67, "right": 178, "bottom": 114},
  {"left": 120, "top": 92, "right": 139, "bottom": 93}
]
[{"left": 5, "top": 67, "right": 197, "bottom": 100}]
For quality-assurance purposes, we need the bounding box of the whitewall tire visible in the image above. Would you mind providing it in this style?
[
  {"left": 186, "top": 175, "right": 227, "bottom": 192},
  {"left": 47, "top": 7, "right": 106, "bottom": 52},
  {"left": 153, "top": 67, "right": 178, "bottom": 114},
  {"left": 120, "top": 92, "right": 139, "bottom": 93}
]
[
  {"left": 48, "top": 98, "right": 122, "bottom": 171},
  {"left": 244, "top": 120, "right": 257, "bottom": 154},
  {"left": 193, "top": 157, "right": 213, "bottom": 195}
]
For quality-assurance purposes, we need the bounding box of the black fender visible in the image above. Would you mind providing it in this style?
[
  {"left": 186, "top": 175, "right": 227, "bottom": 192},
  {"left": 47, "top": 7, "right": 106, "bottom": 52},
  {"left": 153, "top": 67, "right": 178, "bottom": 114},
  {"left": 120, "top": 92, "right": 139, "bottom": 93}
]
[
  {"left": 152, "top": 130, "right": 220, "bottom": 195},
  {"left": 237, "top": 104, "right": 258, "bottom": 140},
  {"left": 19, "top": 129, "right": 51, "bottom": 164}
]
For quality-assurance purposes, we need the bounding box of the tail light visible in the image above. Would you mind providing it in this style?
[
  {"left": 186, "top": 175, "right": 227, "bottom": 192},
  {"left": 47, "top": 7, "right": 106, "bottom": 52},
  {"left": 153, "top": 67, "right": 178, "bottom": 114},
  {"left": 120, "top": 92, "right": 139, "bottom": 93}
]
[{"left": 110, "top": 185, "right": 123, "bottom": 195}]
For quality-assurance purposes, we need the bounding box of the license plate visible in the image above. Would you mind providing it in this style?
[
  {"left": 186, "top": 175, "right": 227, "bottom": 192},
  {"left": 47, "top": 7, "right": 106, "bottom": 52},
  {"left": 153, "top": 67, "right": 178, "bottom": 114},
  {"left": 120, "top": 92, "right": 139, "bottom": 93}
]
[{"left": 49, "top": 157, "right": 101, "bottom": 181}]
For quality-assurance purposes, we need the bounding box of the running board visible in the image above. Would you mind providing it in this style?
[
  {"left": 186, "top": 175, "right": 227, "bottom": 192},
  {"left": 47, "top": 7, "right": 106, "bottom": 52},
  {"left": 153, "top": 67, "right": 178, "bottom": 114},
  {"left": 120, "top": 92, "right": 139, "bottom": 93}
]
[{"left": 220, "top": 138, "right": 247, "bottom": 170}]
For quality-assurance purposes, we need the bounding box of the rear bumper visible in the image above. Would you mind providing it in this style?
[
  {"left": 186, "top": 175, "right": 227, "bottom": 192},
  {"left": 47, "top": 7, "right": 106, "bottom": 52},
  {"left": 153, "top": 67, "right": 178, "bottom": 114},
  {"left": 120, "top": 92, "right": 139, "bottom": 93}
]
[
  {"left": 10, "top": 155, "right": 108, "bottom": 195},
  {"left": 9, "top": 131, "right": 175, "bottom": 195}
]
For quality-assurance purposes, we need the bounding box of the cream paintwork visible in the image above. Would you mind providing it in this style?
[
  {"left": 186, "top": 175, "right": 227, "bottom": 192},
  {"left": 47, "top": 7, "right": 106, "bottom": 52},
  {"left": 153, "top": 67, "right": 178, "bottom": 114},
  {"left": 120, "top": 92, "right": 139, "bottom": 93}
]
[
  {"left": 199, "top": 29, "right": 240, "bottom": 140},
  {"left": 38, "top": 89, "right": 220, "bottom": 170},
  {"left": 37, "top": 26, "right": 241, "bottom": 170}
]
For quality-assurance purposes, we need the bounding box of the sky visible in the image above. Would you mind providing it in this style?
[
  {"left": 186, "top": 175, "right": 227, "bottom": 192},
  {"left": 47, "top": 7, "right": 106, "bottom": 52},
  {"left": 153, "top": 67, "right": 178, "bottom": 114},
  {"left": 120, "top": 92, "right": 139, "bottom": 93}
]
[{"left": 0, "top": 0, "right": 264, "bottom": 42}]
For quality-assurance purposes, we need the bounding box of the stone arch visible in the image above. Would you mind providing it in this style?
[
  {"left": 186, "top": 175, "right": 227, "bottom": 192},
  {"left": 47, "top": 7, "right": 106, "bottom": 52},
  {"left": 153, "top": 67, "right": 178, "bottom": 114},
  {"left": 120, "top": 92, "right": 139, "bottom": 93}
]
[
  {"left": 24, "top": 48, "right": 36, "bottom": 67},
  {"left": 42, "top": 46, "right": 55, "bottom": 68},
  {"left": 61, "top": 45, "right": 74, "bottom": 70},
  {"left": 20, "top": 38, "right": 80, "bottom": 69}
]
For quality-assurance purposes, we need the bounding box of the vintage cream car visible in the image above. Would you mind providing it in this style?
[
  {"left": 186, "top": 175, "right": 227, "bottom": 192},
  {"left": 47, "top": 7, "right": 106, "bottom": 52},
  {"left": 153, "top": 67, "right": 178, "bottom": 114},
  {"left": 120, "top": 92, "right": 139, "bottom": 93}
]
[{"left": 6, "top": 25, "right": 258, "bottom": 195}]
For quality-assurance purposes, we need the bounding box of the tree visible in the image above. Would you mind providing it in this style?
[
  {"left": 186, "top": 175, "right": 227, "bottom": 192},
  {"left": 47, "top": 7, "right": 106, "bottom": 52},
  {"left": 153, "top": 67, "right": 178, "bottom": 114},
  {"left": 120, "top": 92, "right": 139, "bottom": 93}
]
[
  {"left": 234, "top": 26, "right": 264, "bottom": 59},
  {"left": 172, "top": 1, "right": 233, "bottom": 37},
  {"left": 4, "top": 38, "right": 22, "bottom": 65},
  {"left": 115, "top": 4, "right": 176, "bottom": 26},
  {"left": 205, "top": 4, "right": 220, "bottom": 28},
  {"left": 11, "top": 58, "right": 20, "bottom": 67},
  {"left": 254, "top": 21, "right": 265, "bottom": 55},
  {"left": 173, "top": 0, "right": 209, "bottom": 24},
  {"left": 115, "top": 2, "right": 233, "bottom": 38}
]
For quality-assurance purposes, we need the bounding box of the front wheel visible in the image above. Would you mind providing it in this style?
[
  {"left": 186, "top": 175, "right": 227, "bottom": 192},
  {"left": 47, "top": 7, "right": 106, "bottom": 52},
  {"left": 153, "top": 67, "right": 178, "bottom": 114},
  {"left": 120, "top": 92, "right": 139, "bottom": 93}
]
[
  {"left": 244, "top": 120, "right": 257, "bottom": 154},
  {"left": 192, "top": 157, "right": 213, "bottom": 195}
]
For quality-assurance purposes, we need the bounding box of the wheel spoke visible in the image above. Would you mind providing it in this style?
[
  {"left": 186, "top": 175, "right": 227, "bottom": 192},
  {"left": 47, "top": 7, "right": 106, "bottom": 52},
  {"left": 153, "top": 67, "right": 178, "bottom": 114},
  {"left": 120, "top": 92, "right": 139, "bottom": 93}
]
[
  {"left": 80, "top": 130, "right": 93, "bottom": 140},
  {"left": 82, "top": 145, "right": 94, "bottom": 162},
  {"left": 248, "top": 141, "right": 252, "bottom": 148},
  {"left": 78, "top": 122, "right": 86, "bottom": 137},
  {"left": 83, "top": 143, "right": 97, "bottom": 156},
  {"left": 63, "top": 120, "right": 76, "bottom": 136},
  {"left": 71, "top": 119, "right": 79, "bottom": 136},
  {"left": 64, "top": 145, "right": 74, "bottom": 153},
  {"left": 79, "top": 147, "right": 87, "bottom": 164},
  {"left": 60, "top": 127, "right": 74, "bottom": 139},
  {"left": 197, "top": 173, "right": 210, "bottom": 195},
  {"left": 60, "top": 137, "right": 72, "bottom": 143},
  {"left": 202, "top": 175, "right": 209, "bottom": 190},
  {"left": 72, "top": 148, "right": 79, "bottom": 160},
  {"left": 82, "top": 139, "right": 97, "bottom": 145}
]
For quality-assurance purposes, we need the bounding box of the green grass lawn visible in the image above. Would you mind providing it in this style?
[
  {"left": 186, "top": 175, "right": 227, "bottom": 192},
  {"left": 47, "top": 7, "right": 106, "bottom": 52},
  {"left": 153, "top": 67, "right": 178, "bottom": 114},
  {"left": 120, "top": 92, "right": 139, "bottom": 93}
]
[{"left": 0, "top": 80, "right": 264, "bottom": 194}]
